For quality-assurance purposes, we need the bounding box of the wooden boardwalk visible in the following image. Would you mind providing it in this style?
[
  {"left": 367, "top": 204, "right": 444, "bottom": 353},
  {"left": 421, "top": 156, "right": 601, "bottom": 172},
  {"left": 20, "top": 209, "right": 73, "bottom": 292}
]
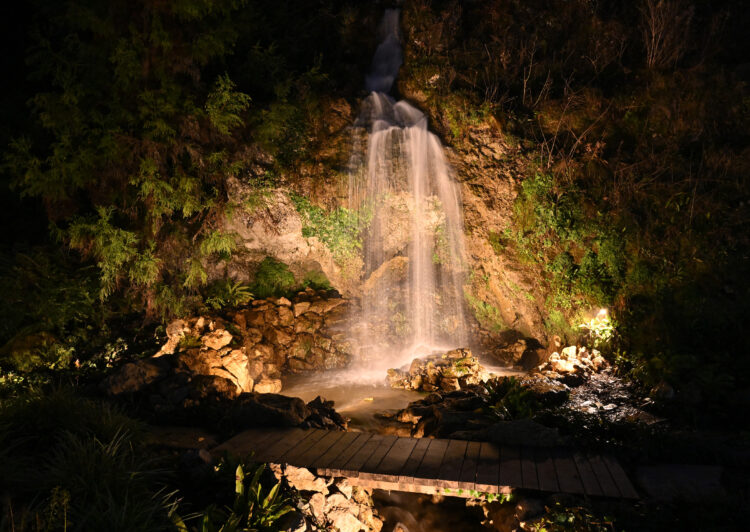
[{"left": 212, "top": 428, "right": 638, "bottom": 499}]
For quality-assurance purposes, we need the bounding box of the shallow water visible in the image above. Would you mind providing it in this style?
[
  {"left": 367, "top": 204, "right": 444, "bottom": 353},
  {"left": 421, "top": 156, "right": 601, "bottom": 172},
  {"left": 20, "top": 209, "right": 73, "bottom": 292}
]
[
  {"left": 282, "top": 370, "right": 423, "bottom": 430},
  {"left": 282, "top": 360, "right": 525, "bottom": 431}
]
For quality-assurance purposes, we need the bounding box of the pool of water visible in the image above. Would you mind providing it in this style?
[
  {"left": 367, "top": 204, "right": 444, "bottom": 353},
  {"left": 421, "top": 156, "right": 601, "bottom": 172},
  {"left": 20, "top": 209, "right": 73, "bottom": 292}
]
[{"left": 282, "top": 360, "right": 525, "bottom": 431}]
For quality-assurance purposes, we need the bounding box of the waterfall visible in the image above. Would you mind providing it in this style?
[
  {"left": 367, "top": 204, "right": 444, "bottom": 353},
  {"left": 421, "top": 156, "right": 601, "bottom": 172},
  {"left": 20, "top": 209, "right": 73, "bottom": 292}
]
[{"left": 347, "top": 9, "right": 468, "bottom": 378}]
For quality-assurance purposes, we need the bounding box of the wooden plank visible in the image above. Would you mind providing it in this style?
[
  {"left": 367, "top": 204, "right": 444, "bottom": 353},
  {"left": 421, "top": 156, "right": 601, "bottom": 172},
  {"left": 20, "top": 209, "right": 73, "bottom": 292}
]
[
  {"left": 212, "top": 428, "right": 286, "bottom": 460},
  {"left": 414, "top": 438, "right": 450, "bottom": 484},
  {"left": 294, "top": 430, "right": 348, "bottom": 468},
  {"left": 341, "top": 434, "right": 387, "bottom": 474},
  {"left": 324, "top": 432, "right": 372, "bottom": 475},
  {"left": 534, "top": 447, "right": 560, "bottom": 493},
  {"left": 520, "top": 446, "right": 539, "bottom": 491},
  {"left": 602, "top": 455, "right": 639, "bottom": 499},
  {"left": 572, "top": 453, "right": 604, "bottom": 497},
  {"left": 360, "top": 435, "right": 399, "bottom": 476},
  {"left": 277, "top": 429, "right": 328, "bottom": 465},
  {"left": 587, "top": 454, "right": 620, "bottom": 498},
  {"left": 474, "top": 442, "right": 500, "bottom": 492},
  {"left": 398, "top": 437, "right": 432, "bottom": 484},
  {"left": 437, "top": 439, "right": 468, "bottom": 488},
  {"left": 499, "top": 446, "right": 523, "bottom": 489},
  {"left": 457, "top": 441, "right": 481, "bottom": 490},
  {"left": 552, "top": 448, "right": 585, "bottom": 494},
  {"left": 262, "top": 428, "right": 315, "bottom": 463},
  {"left": 369, "top": 437, "right": 419, "bottom": 480},
  {"left": 247, "top": 429, "right": 292, "bottom": 461},
  {"left": 311, "top": 431, "right": 362, "bottom": 470}
]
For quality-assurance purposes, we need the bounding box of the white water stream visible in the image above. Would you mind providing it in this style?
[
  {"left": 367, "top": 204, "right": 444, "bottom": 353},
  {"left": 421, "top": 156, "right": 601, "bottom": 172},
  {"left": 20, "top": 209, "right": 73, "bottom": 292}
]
[
  {"left": 283, "top": 8, "right": 520, "bottom": 430},
  {"left": 347, "top": 9, "right": 469, "bottom": 379}
]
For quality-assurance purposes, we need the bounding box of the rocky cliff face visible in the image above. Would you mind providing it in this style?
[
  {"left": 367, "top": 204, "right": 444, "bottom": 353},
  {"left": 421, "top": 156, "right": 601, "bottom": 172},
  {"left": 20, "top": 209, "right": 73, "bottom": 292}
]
[{"left": 215, "top": 97, "right": 549, "bottom": 351}]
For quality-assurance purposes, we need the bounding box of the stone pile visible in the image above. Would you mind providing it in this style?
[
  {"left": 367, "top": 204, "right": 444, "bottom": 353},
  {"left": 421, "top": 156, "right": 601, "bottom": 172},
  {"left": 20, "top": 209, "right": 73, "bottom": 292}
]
[
  {"left": 103, "top": 289, "right": 352, "bottom": 402},
  {"left": 271, "top": 464, "right": 384, "bottom": 532},
  {"left": 536, "top": 345, "right": 608, "bottom": 387},
  {"left": 386, "top": 348, "right": 491, "bottom": 393}
]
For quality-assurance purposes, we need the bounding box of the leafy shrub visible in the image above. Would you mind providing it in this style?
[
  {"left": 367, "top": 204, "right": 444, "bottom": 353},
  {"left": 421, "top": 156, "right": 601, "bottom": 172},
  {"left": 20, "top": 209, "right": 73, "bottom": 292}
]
[
  {"left": 290, "top": 193, "right": 370, "bottom": 264},
  {"left": 0, "top": 389, "right": 176, "bottom": 532},
  {"left": 190, "top": 463, "right": 293, "bottom": 532},
  {"left": 250, "top": 257, "right": 296, "bottom": 299},
  {"left": 484, "top": 377, "right": 540, "bottom": 420},
  {"left": 205, "top": 279, "right": 254, "bottom": 310}
]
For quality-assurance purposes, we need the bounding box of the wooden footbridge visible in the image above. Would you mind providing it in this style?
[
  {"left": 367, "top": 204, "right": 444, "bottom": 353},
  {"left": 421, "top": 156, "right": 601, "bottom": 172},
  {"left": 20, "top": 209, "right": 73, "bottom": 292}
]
[{"left": 212, "top": 428, "right": 638, "bottom": 499}]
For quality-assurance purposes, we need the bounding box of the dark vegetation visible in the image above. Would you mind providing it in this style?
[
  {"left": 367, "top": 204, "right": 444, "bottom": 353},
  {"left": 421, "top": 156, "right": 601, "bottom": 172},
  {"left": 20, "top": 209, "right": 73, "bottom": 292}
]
[{"left": 399, "top": 0, "right": 750, "bottom": 425}]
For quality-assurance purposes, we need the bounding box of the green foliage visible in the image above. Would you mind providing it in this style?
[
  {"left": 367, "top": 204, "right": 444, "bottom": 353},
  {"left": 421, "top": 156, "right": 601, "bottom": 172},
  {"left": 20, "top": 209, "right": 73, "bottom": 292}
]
[
  {"left": 507, "top": 172, "right": 625, "bottom": 335},
  {"left": 527, "top": 502, "right": 615, "bottom": 532},
  {"left": 301, "top": 270, "right": 332, "bottom": 291},
  {"left": 484, "top": 377, "right": 540, "bottom": 420},
  {"left": 191, "top": 463, "right": 293, "bottom": 532},
  {"left": 0, "top": 389, "right": 178, "bottom": 532},
  {"left": 3, "top": 0, "right": 251, "bottom": 318},
  {"left": 206, "top": 74, "right": 252, "bottom": 136},
  {"left": 465, "top": 291, "right": 505, "bottom": 332},
  {"left": 290, "top": 193, "right": 369, "bottom": 264},
  {"left": 443, "top": 488, "right": 513, "bottom": 504},
  {"left": 205, "top": 279, "right": 254, "bottom": 310},
  {"left": 250, "top": 257, "right": 296, "bottom": 299}
]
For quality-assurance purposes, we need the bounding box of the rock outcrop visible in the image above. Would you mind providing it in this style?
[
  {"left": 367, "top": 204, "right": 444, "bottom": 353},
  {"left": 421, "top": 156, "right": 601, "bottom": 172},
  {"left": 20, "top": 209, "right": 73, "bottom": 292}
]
[
  {"left": 104, "top": 289, "right": 352, "bottom": 400},
  {"left": 386, "top": 348, "right": 491, "bottom": 393}
]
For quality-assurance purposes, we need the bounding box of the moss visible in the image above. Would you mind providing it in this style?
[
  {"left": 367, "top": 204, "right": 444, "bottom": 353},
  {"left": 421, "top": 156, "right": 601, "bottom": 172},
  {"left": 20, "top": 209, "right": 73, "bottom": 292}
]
[
  {"left": 465, "top": 291, "right": 505, "bottom": 332},
  {"left": 250, "top": 257, "right": 297, "bottom": 299},
  {"left": 301, "top": 270, "right": 332, "bottom": 291},
  {"left": 290, "top": 193, "right": 370, "bottom": 265}
]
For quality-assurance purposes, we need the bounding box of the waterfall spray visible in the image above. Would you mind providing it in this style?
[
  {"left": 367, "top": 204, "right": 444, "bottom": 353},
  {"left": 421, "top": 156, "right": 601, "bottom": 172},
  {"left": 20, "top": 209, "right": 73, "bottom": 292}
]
[{"left": 347, "top": 9, "right": 468, "bottom": 380}]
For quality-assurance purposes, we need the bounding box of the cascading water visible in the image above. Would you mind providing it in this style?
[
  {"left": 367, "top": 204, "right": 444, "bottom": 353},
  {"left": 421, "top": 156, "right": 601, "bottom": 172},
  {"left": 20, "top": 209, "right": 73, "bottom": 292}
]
[{"left": 347, "top": 9, "right": 469, "bottom": 378}]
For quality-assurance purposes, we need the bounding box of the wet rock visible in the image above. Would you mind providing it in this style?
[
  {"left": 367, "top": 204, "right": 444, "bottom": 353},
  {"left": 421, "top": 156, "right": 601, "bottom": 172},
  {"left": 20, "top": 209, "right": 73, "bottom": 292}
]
[
  {"left": 388, "top": 348, "right": 491, "bottom": 392},
  {"left": 520, "top": 376, "right": 570, "bottom": 407},
  {"left": 277, "top": 306, "right": 295, "bottom": 327},
  {"left": 514, "top": 497, "right": 545, "bottom": 521}
]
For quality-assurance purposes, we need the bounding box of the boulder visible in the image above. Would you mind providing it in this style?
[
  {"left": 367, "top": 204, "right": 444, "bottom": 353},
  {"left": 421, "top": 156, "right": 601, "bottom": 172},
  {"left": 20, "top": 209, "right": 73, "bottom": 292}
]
[
  {"left": 221, "top": 349, "right": 253, "bottom": 392},
  {"left": 326, "top": 511, "right": 365, "bottom": 532},
  {"left": 283, "top": 465, "right": 330, "bottom": 494},
  {"left": 157, "top": 319, "right": 189, "bottom": 355},
  {"left": 278, "top": 306, "right": 295, "bottom": 327},
  {"left": 293, "top": 301, "right": 311, "bottom": 317},
  {"left": 202, "top": 329, "right": 233, "bottom": 350},
  {"left": 103, "top": 358, "right": 168, "bottom": 395},
  {"left": 254, "top": 376, "right": 283, "bottom": 394},
  {"left": 232, "top": 393, "right": 311, "bottom": 426},
  {"left": 188, "top": 375, "right": 239, "bottom": 400}
]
